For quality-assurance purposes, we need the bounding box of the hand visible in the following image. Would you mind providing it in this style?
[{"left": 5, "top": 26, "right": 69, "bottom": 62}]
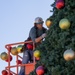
[{"left": 41, "top": 33, "right": 46, "bottom": 38}]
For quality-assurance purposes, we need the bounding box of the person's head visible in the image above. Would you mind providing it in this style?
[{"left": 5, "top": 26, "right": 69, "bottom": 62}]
[{"left": 34, "top": 17, "right": 44, "bottom": 30}]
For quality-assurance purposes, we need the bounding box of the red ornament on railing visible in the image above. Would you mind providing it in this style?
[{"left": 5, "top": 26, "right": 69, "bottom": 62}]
[
  {"left": 56, "top": 0, "right": 65, "bottom": 9},
  {"left": 27, "top": 43, "right": 33, "bottom": 50},
  {"left": 2, "top": 70, "right": 8, "bottom": 75},
  {"left": 5, "top": 55, "right": 12, "bottom": 62},
  {"left": 16, "top": 59, "right": 22, "bottom": 64}
]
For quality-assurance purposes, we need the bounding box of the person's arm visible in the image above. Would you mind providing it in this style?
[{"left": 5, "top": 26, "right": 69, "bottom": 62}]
[
  {"left": 35, "top": 36, "right": 43, "bottom": 43},
  {"left": 35, "top": 33, "right": 47, "bottom": 43},
  {"left": 35, "top": 27, "right": 47, "bottom": 43},
  {"left": 29, "top": 27, "right": 44, "bottom": 43}
]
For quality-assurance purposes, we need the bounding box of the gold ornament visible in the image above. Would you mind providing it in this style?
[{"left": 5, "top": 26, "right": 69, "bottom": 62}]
[
  {"left": 1, "top": 52, "right": 8, "bottom": 60},
  {"left": 45, "top": 20, "right": 52, "bottom": 28},
  {"left": 17, "top": 45, "right": 23, "bottom": 53},
  {"left": 34, "top": 50, "right": 40, "bottom": 58},
  {"left": 59, "top": 18, "right": 70, "bottom": 29},
  {"left": 11, "top": 47, "right": 18, "bottom": 55},
  {"left": 63, "top": 49, "right": 75, "bottom": 61}
]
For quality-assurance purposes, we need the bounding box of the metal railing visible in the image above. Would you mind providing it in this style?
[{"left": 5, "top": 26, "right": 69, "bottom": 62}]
[{"left": 5, "top": 41, "right": 36, "bottom": 75}]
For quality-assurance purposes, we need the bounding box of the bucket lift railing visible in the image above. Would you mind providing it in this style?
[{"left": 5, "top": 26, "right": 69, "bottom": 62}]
[{"left": 5, "top": 41, "right": 36, "bottom": 75}]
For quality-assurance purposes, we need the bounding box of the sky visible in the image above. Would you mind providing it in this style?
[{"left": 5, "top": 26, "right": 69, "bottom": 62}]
[{"left": 0, "top": 0, "right": 54, "bottom": 74}]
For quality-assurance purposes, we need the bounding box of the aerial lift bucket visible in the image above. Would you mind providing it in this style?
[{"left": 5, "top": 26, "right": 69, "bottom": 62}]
[{"left": 5, "top": 41, "right": 36, "bottom": 75}]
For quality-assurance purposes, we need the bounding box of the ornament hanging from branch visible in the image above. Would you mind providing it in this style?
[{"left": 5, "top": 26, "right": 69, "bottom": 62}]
[
  {"left": 59, "top": 18, "right": 70, "bottom": 30},
  {"left": 63, "top": 48, "right": 75, "bottom": 61},
  {"left": 45, "top": 19, "right": 52, "bottom": 28},
  {"left": 36, "top": 66, "right": 45, "bottom": 75},
  {"left": 55, "top": 0, "right": 65, "bottom": 9}
]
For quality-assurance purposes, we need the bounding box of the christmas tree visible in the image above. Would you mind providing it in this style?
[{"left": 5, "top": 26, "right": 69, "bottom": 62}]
[{"left": 30, "top": 0, "right": 75, "bottom": 75}]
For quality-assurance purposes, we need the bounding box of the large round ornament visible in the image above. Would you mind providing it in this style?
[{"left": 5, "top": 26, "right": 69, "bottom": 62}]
[
  {"left": 56, "top": 0, "right": 65, "bottom": 9},
  {"left": 36, "top": 66, "right": 45, "bottom": 75},
  {"left": 63, "top": 49, "right": 75, "bottom": 61},
  {"left": 2, "top": 70, "right": 8, "bottom": 75},
  {"left": 16, "top": 59, "right": 22, "bottom": 64},
  {"left": 59, "top": 18, "right": 70, "bottom": 29},
  {"left": 27, "top": 43, "right": 33, "bottom": 50},
  {"left": 5, "top": 55, "right": 12, "bottom": 62},
  {"left": 1, "top": 52, "right": 8, "bottom": 60},
  {"left": 34, "top": 50, "right": 40, "bottom": 58},
  {"left": 11, "top": 47, "right": 18, "bottom": 55},
  {"left": 45, "top": 20, "right": 52, "bottom": 28},
  {"left": 17, "top": 45, "right": 23, "bottom": 53}
]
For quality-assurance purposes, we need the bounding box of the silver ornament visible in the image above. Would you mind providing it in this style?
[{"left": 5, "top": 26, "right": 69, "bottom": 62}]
[{"left": 63, "top": 49, "right": 75, "bottom": 61}]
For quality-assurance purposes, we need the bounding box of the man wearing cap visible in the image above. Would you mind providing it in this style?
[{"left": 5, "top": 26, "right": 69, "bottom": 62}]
[
  {"left": 29, "top": 17, "right": 47, "bottom": 43},
  {"left": 19, "top": 17, "right": 47, "bottom": 75}
]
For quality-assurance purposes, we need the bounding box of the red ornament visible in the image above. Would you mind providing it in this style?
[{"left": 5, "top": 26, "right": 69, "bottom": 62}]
[
  {"left": 16, "top": 59, "right": 22, "bottom": 64},
  {"left": 5, "top": 55, "right": 12, "bottom": 62},
  {"left": 35, "top": 57, "right": 40, "bottom": 61},
  {"left": 36, "top": 66, "right": 45, "bottom": 75},
  {"left": 27, "top": 44, "right": 33, "bottom": 50},
  {"left": 56, "top": 0, "right": 65, "bottom": 9},
  {"left": 2, "top": 70, "right": 8, "bottom": 75}
]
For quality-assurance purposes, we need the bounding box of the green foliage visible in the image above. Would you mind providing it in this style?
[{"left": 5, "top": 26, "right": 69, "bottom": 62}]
[{"left": 30, "top": 0, "right": 75, "bottom": 75}]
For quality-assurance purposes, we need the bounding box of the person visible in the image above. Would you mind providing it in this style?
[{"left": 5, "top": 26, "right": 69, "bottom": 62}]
[{"left": 19, "top": 17, "right": 47, "bottom": 75}]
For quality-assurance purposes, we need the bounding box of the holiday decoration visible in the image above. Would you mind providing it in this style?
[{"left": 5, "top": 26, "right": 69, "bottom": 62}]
[
  {"left": 5, "top": 55, "right": 12, "bottom": 62},
  {"left": 16, "top": 59, "right": 22, "bottom": 64},
  {"left": 2, "top": 70, "right": 8, "bottom": 75},
  {"left": 11, "top": 47, "right": 18, "bottom": 55},
  {"left": 17, "top": 45, "right": 23, "bottom": 53},
  {"left": 35, "top": 57, "right": 40, "bottom": 61},
  {"left": 34, "top": 50, "right": 40, "bottom": 58},
  {"left": 56, "top": 0, "right": 65, "bottom": 9},
  {"left": 63, "top": 49, "right": 75, "bottom": 61},
  {"left": 1, "top": 52, "right": 8, "bottom": 60},
  {"left": 27, "top": 43, "right": 33, "bottom": 50},
  {"left": 36, "top": 66, "right": 45, "bottom": 75},
  {"left": 59, "top": 18, "right": 70, "bottom": 29},
  {"left": 45, "top": 20, "right": 52, "bottom": 28}
]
